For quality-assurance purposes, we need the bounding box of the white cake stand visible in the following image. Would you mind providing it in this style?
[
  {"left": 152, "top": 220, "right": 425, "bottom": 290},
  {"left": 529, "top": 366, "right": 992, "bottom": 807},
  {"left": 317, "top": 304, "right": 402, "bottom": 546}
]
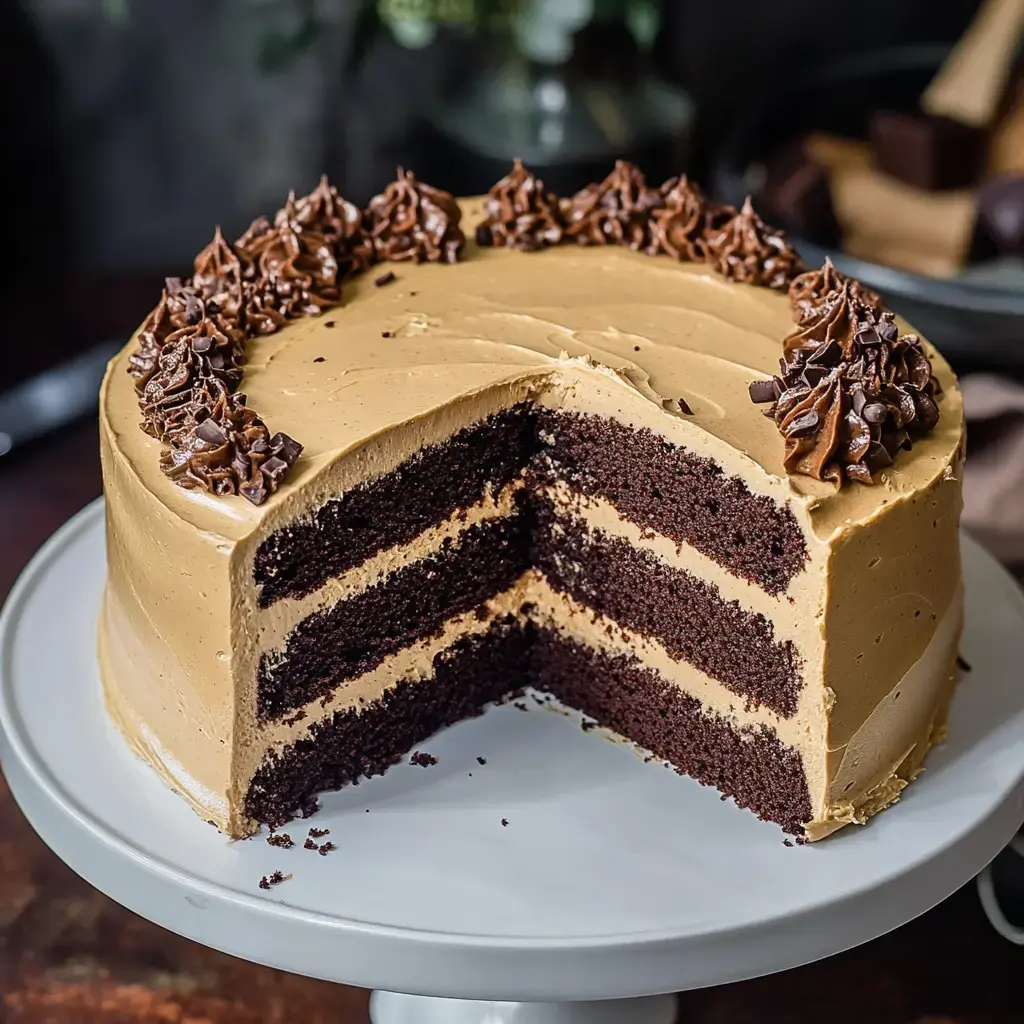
[{"left": 2, "top": 500, "right": 1024, "bottom": 1024}]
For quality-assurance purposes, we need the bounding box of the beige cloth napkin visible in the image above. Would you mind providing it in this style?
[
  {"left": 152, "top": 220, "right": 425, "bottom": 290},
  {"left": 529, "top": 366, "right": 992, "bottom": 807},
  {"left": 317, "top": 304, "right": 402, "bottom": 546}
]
[{"left": 961, "top": 374, "right": 1024, "bottom": 564}]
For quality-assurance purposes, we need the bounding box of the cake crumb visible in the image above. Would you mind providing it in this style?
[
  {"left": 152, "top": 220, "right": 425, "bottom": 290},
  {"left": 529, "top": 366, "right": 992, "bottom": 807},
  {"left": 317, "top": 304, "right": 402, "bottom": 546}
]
[
  {"left": 513, "top": 702, "right": 528, "bottom": 712},
  {"left": 476, "top": 756, "right": 487, "bottom": 765},
  {"left": 324, "top": 320, "right": 336, "bottom": 328},
  {"left": 308, "top": 827, "right": 330, "bottom": 838},
  {"left": 318, "top": 842, "right": 336, "bottom": 856},
  {"left": 259, "top": 870, "right": 290, "bottom": 889},
  {"left": 783, "top": 839, "right": 794, "bottom": 847},
  {"left": 313, "top": 356, "right": 325, "bottom": 363},
  {"left": 581, "top": 719, "right": 597, "bottom": 732},
  {"left": 267, "top": 833, "right": 294, "bottom": 849},
  {"left": 304, "top": 838, "right": 318, "bottom": 851},
  {"left": 501, "top": 818, "right": 509, "bottom": 827},
  {"left": 410, "top": 751, "right": 438, "bottom": 767},
  {"left": 381, "top": 330, "right": 392, "bottom": 338}
]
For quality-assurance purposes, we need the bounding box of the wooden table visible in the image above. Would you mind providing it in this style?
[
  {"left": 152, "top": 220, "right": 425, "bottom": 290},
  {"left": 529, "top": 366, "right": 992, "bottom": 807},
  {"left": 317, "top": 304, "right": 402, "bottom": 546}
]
[{"left": 0, "top": 420, "right": 1018, "bottom": 1023}]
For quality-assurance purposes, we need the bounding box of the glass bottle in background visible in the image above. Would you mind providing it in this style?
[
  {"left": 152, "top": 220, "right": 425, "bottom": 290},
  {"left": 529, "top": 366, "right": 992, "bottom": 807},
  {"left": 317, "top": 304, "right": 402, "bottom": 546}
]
[{"left": 413, "top": 0, "right": 694, "bottom": 196}]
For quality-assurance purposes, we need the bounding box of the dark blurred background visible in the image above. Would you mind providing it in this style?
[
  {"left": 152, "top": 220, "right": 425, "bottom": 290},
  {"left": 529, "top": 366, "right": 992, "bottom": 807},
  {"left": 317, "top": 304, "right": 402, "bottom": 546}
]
[{"left": 1, "top": 0, "right": 984, "bottom": 391}]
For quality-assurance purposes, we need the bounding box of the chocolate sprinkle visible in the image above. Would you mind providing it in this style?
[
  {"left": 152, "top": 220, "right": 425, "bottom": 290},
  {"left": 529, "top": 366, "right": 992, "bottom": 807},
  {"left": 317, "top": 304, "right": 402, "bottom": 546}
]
[{"left": 476, "top": 756, "right": 487, "bottom": 765}]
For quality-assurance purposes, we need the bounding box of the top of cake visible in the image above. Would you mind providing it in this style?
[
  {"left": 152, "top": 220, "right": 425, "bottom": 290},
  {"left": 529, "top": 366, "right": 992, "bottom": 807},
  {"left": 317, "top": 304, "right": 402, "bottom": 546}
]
[{"left": 100, "top": 164, "right": 963, "bottom": 546}]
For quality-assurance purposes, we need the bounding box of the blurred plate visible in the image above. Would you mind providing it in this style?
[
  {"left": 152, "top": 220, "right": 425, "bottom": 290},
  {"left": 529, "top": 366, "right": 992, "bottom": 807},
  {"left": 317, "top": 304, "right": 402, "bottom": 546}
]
[{"left": 711, "top": 45, "right": 1024, "bottom": 373}]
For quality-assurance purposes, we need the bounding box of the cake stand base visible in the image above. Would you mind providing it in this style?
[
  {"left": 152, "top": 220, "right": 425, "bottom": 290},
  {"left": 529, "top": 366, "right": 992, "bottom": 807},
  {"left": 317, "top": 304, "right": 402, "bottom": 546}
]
[
  {"left": 369, "top": 992, "right": 678, "bottom": 1024},
  {"left": 2, "top": 502, "right": 1024, "bottom": 1015}
]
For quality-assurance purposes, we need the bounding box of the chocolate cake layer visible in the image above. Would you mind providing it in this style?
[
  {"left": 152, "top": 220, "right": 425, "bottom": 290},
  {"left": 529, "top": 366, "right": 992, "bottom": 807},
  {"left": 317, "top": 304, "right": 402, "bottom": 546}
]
[
  {"left": 254, "top": 405, "right": 540, "bottom": 608},
  {"left": 246, "top": 617, "right": 531, "bottom": 827},
  {"left": 532, "top": 629, "right": 812, "bottom": 835},
  {"left": 536, "top": 411, "right": 807, "bottom": 595},
  {"left": 256, "top": 505, "right": 532, "bottom": 721},
  {"left": 254, "top": 407, "right": 810, "bottom": 609},
  {"left": 245, "top": 621, "right": 810, "bottom": 835},
  {"left": 533, "top": 502, "right": 802, "bottom": 716}
]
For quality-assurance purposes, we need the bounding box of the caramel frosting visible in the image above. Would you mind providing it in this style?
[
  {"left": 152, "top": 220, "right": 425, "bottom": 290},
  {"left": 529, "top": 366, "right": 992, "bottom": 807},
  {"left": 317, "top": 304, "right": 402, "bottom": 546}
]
[{"left": 99, "top": 194, "right": 965, "bottom": 839}]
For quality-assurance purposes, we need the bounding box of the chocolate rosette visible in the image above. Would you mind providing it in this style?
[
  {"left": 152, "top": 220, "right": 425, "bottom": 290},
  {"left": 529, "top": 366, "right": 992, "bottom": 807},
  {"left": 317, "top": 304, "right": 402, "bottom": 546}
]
[
  {"left": 563, "top": 160, "right": 664, "bottom": 250},
  {"left": 367, "top": 168, "right": 465, "bottom": 264},
  {"left": 292, "top": 175, "right": 376, "bottom": 279},
  {"left": 236, "top": 192, "right": 343, "bottom": 329},
  {"left": 192, "top": 227, "right": 247, "bottom": 325},
  {"left": 475, "top": 158, "right": 565, "bottom": 251},
  {"left": 159, "top": 380, "right": 302, "bottom": 505},
  {"left": 788, "top": 256, "right": 882, "bottom": 322},
  {"left": 649, "top": 175, "right": 711, "bottom": 261},
  {"left": 138, "top": 317, "right": 245, "bottom": 440},
  {"left": 751, "top": 300, "right": 943, "bottom": 484},
  {"left": 703, "top": 196, "right": 803, "bottom": 289}
]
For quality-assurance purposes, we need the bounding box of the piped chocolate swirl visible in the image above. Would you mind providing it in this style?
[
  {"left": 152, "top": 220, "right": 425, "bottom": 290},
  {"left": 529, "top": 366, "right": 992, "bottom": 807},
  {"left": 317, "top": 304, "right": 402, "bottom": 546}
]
[{"left": 750, "top": 263, "right": 942, "bottom": 485}]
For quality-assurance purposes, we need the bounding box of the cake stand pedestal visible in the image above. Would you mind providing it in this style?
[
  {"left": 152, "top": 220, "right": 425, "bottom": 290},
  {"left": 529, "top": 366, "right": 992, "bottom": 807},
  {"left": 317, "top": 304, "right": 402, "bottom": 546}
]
[{"left": 2, "top": 501, "right": 1024, "bottom": 1024}]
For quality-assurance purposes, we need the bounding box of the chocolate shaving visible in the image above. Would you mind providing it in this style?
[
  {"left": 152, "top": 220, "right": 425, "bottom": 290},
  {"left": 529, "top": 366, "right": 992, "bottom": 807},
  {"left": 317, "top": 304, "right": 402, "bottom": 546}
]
[
  {"left": 703, "top": 196, "right": 804, "bottom": 289},
  {"left": 367, "top": 168, "right": 465, "bottom": 264},
  {"left": 650, "top": 175, "right": 713, "bottom": 261},
  {"left": 475, "top": 158, "right": 565, "bottom": 251},
  {"left": 563, "top": 160, "right": 663, "bottom": 250},
  {"left": 751, "top": 273, "right": 942, "bottom": 485}
]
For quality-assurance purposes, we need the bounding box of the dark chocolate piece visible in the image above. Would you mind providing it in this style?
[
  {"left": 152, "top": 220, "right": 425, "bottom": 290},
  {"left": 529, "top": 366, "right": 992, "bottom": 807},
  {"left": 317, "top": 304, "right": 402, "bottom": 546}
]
[
  {"left": 375, "top": 270, "right": 397, "bottom": 287},
  {"left": 759, "top": 144, "right": 841, "bottom": 247},
  {"left": 975, "top": 174, "right": 1024, "bottom": 255},
  {"left": 748, "top": 379, "right": 776, "bottom": 404},
  {"left": 869, "top": 110, "right": 986, "bottom": 191}
]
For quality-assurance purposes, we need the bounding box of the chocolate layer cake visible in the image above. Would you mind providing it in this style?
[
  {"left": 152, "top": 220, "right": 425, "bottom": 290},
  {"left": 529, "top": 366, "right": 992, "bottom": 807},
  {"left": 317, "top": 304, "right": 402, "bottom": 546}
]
[{"left": 98, "top": 165, "right": 965, "bottom": 841}]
